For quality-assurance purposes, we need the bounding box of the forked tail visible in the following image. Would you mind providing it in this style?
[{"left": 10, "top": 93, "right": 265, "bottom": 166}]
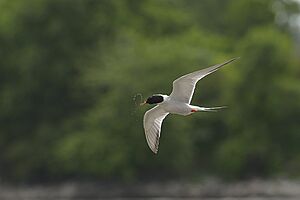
[{"left": 199, "top": 106, "right": 227, "bottom": 112}]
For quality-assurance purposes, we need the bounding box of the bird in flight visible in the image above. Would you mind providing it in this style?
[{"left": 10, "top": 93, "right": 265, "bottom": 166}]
[{"left": 140, "top": 58, "right": 239, "bottom": 154}]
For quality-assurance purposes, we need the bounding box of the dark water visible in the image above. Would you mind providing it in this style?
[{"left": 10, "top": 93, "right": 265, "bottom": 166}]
[
  {"left": 61, "top": 198, "right": 299, "bottom": 200},
  {"left": 1, "top": 180, "right": 299, "bottom": 200},
  {"left": 112, "top": 198, "right": 297, "bottom": 200}
]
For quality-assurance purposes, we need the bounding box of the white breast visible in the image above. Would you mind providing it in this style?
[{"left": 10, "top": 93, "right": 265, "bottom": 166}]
[{"left": 161, "top": 99, "right": 191, "bottom": 116}]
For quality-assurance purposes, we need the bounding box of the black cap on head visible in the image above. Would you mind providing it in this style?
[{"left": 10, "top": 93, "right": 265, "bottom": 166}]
[{"left": 146, "top": 95, "right": 164, "bottom": 104}]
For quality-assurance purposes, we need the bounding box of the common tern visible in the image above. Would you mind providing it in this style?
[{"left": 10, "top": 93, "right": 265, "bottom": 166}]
[{"left": 141, "top": 58, "right": 239, "bottom": 154}]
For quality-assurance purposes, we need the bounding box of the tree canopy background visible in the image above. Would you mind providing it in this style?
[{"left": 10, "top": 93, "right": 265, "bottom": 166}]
[{"left": 0, "top": 0, "right": 300, "bottom": 182}]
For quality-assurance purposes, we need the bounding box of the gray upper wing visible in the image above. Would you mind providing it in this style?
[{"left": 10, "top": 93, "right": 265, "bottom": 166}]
[{"left": 169, "top": 58, "right": 238, "bottom": 104}]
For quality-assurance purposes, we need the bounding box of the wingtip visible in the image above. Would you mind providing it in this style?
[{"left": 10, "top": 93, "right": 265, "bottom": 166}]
[
  {"left": 228, "top": 57, "right": 240, "bottom": 63},
  {"left": 151, "top": 148, "right": 158, "bottom": 154}
]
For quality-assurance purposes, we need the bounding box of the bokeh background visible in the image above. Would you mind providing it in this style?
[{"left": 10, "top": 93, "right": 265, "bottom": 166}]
[{"left": 0, "top": 0, "right": 300, "bottom": 184}]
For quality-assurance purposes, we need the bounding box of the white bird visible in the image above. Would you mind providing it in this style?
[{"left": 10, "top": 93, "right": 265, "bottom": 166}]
[{"left": 140, "top": 58, "right": 239, "bottom": 154}]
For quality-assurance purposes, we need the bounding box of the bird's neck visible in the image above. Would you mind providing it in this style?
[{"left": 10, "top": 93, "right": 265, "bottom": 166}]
[{"left": 161, "top": 94, "right": 169, "bottom": 102}]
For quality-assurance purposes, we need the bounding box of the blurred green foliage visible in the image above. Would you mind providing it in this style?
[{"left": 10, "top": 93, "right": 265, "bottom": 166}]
[{"left": 0, "top": 0, "right": 299, "bottom": 182}]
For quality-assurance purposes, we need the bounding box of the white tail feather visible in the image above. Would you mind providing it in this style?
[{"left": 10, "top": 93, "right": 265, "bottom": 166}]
[{"left": 200, "top": 106, "right": 227, "bottom": 112}]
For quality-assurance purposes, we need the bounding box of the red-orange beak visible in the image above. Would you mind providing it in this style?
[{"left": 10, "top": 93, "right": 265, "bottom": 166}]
[{"left": 140, "top": 100, "right": 146, "bottom": 106}]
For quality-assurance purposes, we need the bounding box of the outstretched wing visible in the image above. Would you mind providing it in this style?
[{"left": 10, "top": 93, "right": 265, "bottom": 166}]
[
  {"left": 170, "top": 58, "right": 238, "bottom": 104},
  {"left": 143, "top": 105, "right": 169, "bottom": 154}
]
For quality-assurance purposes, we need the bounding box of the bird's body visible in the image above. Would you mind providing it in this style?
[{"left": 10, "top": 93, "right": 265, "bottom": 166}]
[
  {"left": 157, "top": 95, "right": 199, "bottom": 116},
  {"left": 142, "top": 58, "right": 239, "bottom": 154}
]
